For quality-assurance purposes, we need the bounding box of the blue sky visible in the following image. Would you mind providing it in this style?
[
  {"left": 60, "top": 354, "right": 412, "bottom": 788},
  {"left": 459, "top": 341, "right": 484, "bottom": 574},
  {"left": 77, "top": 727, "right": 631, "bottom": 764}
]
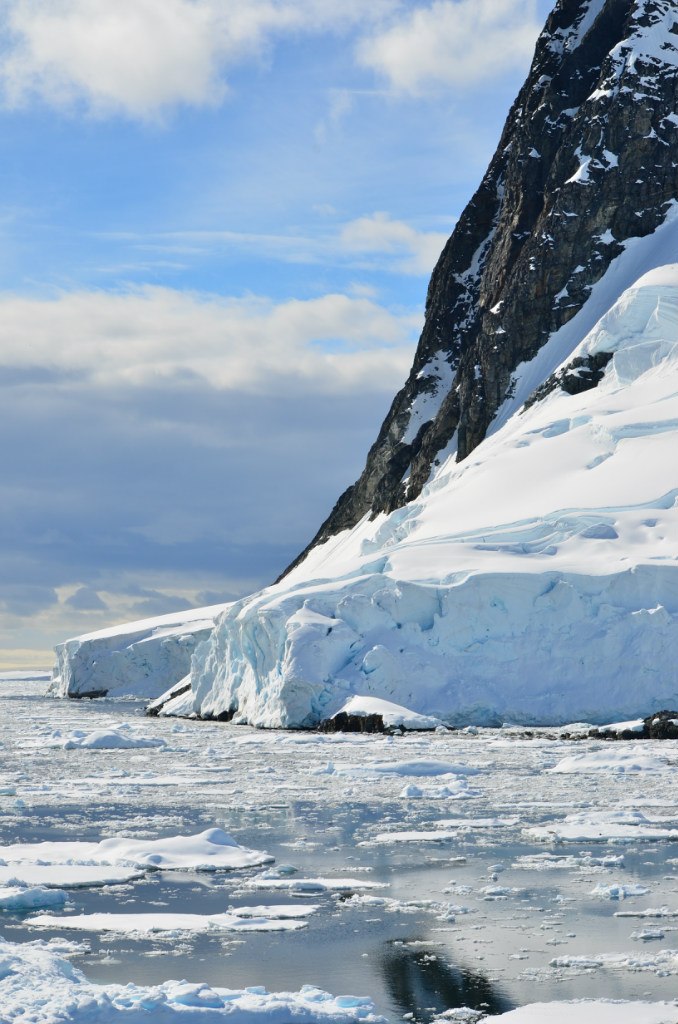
[{"left": 0, "top": 0, "right": 554, "bottom": 667}]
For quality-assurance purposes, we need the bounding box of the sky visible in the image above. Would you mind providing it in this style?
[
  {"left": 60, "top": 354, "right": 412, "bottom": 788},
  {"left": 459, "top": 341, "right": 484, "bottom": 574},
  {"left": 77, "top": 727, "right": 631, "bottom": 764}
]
[{"left": 0, "top": 0, "right": 555, "bottom": 668}]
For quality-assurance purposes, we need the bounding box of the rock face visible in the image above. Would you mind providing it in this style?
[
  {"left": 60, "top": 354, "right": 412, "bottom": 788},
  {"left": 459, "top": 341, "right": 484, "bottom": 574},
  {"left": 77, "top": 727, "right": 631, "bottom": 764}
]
[{"left": 285, "top": 0, "right": 678, "bottom": 576}]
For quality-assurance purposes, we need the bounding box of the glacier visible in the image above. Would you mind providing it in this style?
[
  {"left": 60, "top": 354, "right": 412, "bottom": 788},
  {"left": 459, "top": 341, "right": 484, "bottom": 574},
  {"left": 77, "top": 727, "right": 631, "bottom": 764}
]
[
  {"left": 50, "top": 602, "right": 229, "bottom": 700},
  {"left": 146, "top": 264, "right": 678, "bottom": 727}
]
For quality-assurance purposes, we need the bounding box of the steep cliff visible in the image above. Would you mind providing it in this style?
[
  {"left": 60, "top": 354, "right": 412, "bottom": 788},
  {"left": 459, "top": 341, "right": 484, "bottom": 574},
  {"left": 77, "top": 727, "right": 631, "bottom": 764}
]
[{"left": 284, "top": 0, "right": 678, "bottom": 575}]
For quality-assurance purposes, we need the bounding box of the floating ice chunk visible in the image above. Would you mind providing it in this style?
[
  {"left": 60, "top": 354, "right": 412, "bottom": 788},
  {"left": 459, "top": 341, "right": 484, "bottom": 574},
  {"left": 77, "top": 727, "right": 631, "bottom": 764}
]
[
  {"left": 615, "top": 906, "right": 678, "bottom": 919},
  {"left": 549, "top": 949, "right": 678, "bottom": 974},
  {"left": 28, "top": 907, "right": 316, "bottom": 934},
  {"left": 45, "top": 724, "right": 166, "bottom": 751},
  {"left": 513, "top": 852, "right": 624, "bottom": 871},
  {"left": 368, "top": 829, "right": 453, "bottom": 844},
  {"left": 0, "top": 937, "right": 384, "bottom": 1021},
  {"left": 246, "top": 873, "right": 387, "bottom": 894},
  {"left": 480, "top": 885, "right": 523, "bottom": 900},
  {"left": 632, "top": 928, "right": 665, "bottom": 941},
  {"left": 590, "top": 882, "right": 650, "bottom": 900},
  {"left": 0, "top": 864, "right": 144, "bottom": 888},
  {"left": 0, "top": 886, "right": 68, "bottom": 911},
  {"left": 0, "top": 827, "right": 273, "bottom": 872},
  {"left": 399, "top": 784, "right": 423, "bottom": 798},
  {"left": 527, "top": 819, "right": 678, "bottom": 843}
]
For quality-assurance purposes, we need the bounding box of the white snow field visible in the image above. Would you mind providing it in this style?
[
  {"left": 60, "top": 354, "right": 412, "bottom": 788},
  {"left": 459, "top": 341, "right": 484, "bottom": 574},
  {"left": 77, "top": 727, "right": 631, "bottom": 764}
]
[
  {"left": 161, "top": 261, "right": 678, "bottom": 727},
  {"left": 1, "top": 676, "right": 678, "bottom": 1021}
]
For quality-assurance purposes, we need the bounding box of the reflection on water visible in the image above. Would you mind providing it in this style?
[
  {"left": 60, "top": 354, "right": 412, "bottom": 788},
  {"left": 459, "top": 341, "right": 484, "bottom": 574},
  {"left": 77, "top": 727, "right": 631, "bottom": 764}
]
[{"left": 379, "top": 941, "right": 514, "bottom": 1020}]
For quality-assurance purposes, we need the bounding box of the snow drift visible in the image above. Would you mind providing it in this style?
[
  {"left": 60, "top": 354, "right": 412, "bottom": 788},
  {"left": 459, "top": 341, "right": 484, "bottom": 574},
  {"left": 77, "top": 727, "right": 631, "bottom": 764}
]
[{"left": 160, "top": 265, "right": 678, "bottom": 727}]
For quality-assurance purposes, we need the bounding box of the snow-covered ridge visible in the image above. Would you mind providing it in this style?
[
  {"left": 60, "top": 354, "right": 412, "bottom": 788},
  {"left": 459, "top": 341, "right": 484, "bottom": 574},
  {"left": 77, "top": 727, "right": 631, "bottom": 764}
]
[
  {"left": 160, "top": 266, "right": 678, "bottom": 727},
  {"left": 51, "top": 602, "right": 230, "bottom": 700}
]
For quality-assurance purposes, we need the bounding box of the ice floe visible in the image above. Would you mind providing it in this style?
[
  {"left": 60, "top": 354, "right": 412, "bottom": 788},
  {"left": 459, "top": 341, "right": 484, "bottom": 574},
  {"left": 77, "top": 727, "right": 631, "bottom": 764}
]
[
  {"left": 0, "top": 865, "right": 144, "bottom": 888},
  {"left": 492, "top": 1000, "right": 678, "bottom": 1022},
  {"left": 0, "top": 886, "right": 68, "bottom": 911},
  {"left": 0, "top": 937, "right": 384, "bottom": 1022},
  {"left": 28, "top": 905, "right": 317, "bottom": 934},
  {"left": 526, "top": 809, "right": 678, "bottom": 843},
  {"left": 0, "top": 828, "right": 273, "bottom": 872},
  {"left": 245, "top": 872, "right": 387, "bottom": 894},
  {"left": 590, "top": 882, "right": 650, "bottom": 900}
]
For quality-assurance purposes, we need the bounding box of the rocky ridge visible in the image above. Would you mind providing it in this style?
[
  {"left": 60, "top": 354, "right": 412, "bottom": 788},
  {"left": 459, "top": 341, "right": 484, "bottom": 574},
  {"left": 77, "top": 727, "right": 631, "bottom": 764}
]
[{"left": 284, "top": 0, "right": 678, "bottom": 576}]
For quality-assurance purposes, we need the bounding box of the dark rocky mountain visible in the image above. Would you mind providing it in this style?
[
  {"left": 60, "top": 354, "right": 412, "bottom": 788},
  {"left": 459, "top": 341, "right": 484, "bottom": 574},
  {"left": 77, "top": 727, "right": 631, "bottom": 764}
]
[{"left": 283, "top": 0, "right": 678, "bottom": 578}]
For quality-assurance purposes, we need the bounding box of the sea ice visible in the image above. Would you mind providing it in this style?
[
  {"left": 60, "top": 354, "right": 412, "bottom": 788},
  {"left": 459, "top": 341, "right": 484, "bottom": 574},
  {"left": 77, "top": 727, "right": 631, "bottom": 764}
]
[
  {"left": 28, "top": 908, "right": 315, "bottom": 934},
  {"left": 0, "top": 886, "right": 68, "bottom": 911},
  {"left": 548, "top": 747, "right": 670, "bottom": 773},
  {"left": 0, "top": 828, "right": 273, "bottom": 871},
  {"left": 245, "top": 873, "right": 388, "bottom": 894},
  {"left": 0, "top": 937, "right": 384, "bottom": 1022},
  {"left": 0, "top": 865, "right": 144, "bottom": 889},
  {"left": 492, "top": 1000, "right": 678, "bottom": 1022}
]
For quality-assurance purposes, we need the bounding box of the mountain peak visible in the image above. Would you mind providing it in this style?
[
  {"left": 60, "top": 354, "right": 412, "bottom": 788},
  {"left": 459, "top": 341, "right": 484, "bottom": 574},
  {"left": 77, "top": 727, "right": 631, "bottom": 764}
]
[{"left": 283, "top": 0, "right": 678, "bottom": 578}]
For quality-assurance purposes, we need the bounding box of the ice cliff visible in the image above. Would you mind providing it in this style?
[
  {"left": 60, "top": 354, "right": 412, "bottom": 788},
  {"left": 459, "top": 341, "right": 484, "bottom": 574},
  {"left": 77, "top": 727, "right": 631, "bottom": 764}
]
[
  {"left": 50, "top": 604, "right": 229, "bottom": 700},
  {"left": 158, "top": 266, "right": 678, "bottom": 725}
]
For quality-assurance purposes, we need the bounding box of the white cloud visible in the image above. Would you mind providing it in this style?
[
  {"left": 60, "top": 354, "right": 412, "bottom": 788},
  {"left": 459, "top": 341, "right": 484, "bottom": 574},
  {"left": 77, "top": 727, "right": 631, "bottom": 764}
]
[
  {"left": 0, "top": 0, "right": 397, "bottom": 119},
  {"left": 340, "top": 211, "right": 448, "bottom": 275},
  {"left": 358, "top": 0, "right": 542, "bottom": 93},
  {"left": 105, "top": 211, "right": 451, "bottom": 277},
  {"left": 0, "top": 285, "right": 419, "bottom": 393}
]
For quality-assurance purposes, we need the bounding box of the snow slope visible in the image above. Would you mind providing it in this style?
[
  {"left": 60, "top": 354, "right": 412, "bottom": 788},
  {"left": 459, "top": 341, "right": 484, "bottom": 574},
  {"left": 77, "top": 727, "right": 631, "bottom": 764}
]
[
  {"left": 169, "top": 264, "right": 678, "bottom": 726},
  {"left": 51, "top": 602, "right": 230, "bottom": 699}
]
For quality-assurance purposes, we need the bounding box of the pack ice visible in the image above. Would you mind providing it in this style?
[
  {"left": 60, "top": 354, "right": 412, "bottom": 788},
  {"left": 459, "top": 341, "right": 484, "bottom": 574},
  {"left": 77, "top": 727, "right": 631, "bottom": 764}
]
[{"left": 56, "top": 265, "right": 678, "bottom": 726}]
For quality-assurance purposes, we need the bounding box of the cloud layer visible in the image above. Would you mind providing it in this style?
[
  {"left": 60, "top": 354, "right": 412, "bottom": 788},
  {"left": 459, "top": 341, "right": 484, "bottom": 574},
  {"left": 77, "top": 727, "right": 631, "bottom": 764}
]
[
  {"left": 359, "top": 0, "right": 542, "bottom": 93},
  {"left": 0, "top": 0, "right": 394, "bottom": 118},
  {"left": 0, "top": 285, "right": 418, "bottom": 391},
  {"left": 0, "top": 283, "right": 418, "bottom": 663},
  {"left": 0, "top": 0, "right": 543, "bottom": 118}
]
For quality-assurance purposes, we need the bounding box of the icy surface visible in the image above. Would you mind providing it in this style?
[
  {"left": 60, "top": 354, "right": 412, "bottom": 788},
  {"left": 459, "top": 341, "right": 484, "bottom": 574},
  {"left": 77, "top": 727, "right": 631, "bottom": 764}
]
[
  {"left": 493, "top": 1000, "right": 678, "bottom": 1023},
  {"left": 330, "top": 696, "right": 443, "bottom": 731},
  {"left": 2, "top": 679, "right": 678, "bottom": 1018},
  {"left": 28, "top": 907, "right": 315, "bottom": 934},
  {"left": 40, "top": 723, "right": 166, "bottom": 750},
  {"left": 0, "top": 827, "right": 273, "bottom": 871},
  {"left": 162, "top": 265, "right": 678, "bottom": 727},
  {"left": 51, "top": 602, "right": 229, "bottom": 699},
  {"left": 0, "top": 938, "right": 383, "bottom": 1023}
]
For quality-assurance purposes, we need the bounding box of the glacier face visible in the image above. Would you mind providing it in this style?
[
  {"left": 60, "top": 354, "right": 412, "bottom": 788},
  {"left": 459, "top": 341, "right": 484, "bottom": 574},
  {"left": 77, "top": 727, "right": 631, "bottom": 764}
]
[
  {"left": 51, "top": 603, "right": 229, "bottom": 700},
  {"left": 175, "top": 268, "right": 678, "bottom": 727}
]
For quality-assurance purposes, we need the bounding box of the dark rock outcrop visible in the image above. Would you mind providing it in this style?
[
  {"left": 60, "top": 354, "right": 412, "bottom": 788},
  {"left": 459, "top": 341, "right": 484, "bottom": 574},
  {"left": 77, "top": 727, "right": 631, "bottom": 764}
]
[
  {"left": 318, "top": 711, "right": 386, "bottom": 733},
  {"left": 588, "top": 709, "right": 678, "bottom": 739},
  {"left": 283, "top": 0, "right": 678, "bottom": 577}
]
